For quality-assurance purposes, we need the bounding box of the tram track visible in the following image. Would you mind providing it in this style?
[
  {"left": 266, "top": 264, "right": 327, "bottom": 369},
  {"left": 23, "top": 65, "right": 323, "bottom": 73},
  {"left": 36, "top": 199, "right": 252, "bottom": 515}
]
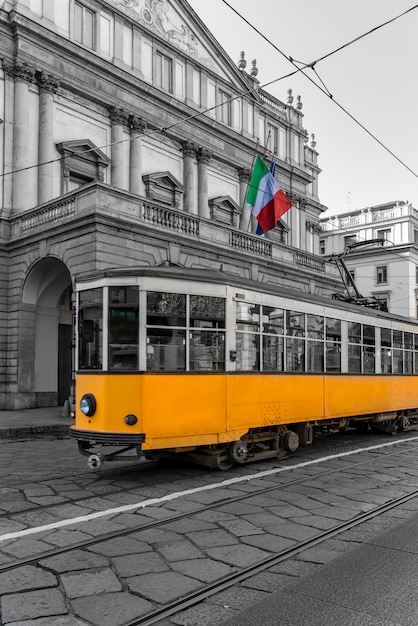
[
  {"left": 1, "top": 440, "right": 417, "bottom": 575},
  {"left": 126, "top": 487, "right": 418, "bottom": 626}
]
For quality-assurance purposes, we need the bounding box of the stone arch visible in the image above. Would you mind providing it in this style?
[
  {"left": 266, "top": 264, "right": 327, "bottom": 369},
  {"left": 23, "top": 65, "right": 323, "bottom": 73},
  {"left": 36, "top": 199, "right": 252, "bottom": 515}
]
[{"left": 20, "top": 257, "right": 73, "bottom": 408}]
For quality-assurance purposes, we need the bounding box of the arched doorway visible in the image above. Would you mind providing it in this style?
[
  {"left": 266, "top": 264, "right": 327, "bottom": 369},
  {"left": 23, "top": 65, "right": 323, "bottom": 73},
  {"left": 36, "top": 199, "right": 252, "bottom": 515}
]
[{"left": 22, "top": 258, "right": 72, "bottom": 407}]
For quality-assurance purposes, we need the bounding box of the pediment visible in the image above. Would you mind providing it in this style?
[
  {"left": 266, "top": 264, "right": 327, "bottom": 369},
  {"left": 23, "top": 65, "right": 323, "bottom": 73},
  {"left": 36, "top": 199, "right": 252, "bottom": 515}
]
[
  {"left": 209, "top": 195, "right": 240, "bottom": 227},
  {"left": 56, "top": 140, "right": 111, "bottom": 168},
  {"left": 105, "top": 0, "right": 259, "bottom": 93},
  {"left": 142, "top": 171, "right": 184, "bottom": 207}
]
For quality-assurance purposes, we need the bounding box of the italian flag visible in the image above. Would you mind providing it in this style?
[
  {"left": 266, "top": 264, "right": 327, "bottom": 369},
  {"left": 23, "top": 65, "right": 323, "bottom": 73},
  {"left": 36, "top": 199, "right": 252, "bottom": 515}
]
[{"left": 247, "top": 156, "right": 292, "bottom": 235}]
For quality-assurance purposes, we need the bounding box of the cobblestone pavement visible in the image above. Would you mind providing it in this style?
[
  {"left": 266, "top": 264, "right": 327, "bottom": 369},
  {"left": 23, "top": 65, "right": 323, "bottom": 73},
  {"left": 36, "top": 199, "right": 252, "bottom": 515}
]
[{"left": 1, "top": 432, "right": 418, "bottom": 624}]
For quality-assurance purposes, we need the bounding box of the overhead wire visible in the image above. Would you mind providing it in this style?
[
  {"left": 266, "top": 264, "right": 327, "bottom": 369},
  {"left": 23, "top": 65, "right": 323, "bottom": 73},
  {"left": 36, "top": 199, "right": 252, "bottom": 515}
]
[
  {"left": 220, "top": 0, "right": 418, "bottom": 179},
  {"left": 1, "top": 3, "right": 417, "bottom": 182}
]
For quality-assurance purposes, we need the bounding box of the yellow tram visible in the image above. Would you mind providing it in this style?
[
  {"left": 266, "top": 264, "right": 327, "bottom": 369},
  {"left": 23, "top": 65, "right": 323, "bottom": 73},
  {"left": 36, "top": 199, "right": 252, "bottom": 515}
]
[{"left": 70, "top": 266, "right": 418, "bottom": 469}]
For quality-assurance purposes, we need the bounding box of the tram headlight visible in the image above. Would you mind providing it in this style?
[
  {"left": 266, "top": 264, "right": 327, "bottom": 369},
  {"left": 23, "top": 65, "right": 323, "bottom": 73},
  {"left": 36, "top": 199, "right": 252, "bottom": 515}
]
[{"left": 80, "top": 394, "right": 96, "bottom": 417}]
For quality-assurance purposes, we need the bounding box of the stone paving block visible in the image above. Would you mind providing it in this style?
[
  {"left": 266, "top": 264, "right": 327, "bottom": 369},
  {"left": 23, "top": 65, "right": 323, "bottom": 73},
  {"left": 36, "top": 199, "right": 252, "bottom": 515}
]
[
  {"left": 186, "top": 529, "right": 239, "bottom": 549},
  {"left": 112, "top": 551, "right": 169, "bottom": 577},
  {"left": 127, "top": 571, "right": 203, "bottom": 603},
  {"left": 268, "top": 558, "right": 319, "bottom": 577},
  {"left": 163, "top": 517, "right": 217, "bottom": 534},
  {"left": 0, "top": 518, "right": 28, "bottom": 534},
  {"left": 155, "top": 538, "right": 205, "bottom": 561},
  {"left": 11, "top": 617, "right": 89, "bottom": 625},
  {"left": 171, "top": 602, "right": 237, "bottom": 625},
  {"left": 12, "top": 510, "right": 63, "bottom": 527},
  {"left": 40, "top": 549, "right": 109, "bottom": 572},
  {"left": 218, "top": 518, "right": 264, "bottom": 537},
  {"left": 72, "top": 591, "right": 154, "bottom": 626},
  {"left": 47, "top": 503, "right": 94, "bottom": 518},
  {"left": 296, "top": 545, "right": 343, "bottom": 564},
  {"left": 130, "top": 527, "right": 181, "bottom": 543},
  {"left": 185, "top": 487, "right": 244, "bottom": 505},
  {"left": 194, "top": 510, "right": 234, "bottom": 522},
  {"left": 139, "top": 506, "right": 179, "bottom": 520},
  {"left": 0, "top": 501, "right": 37, "bottom": 513},
  {"left": 164, "top": 498, "right": 205, "bottom": 513},
  {"left": 1, "top": 537, "right": 54, "bottom": 559},
  {"left": 312, "top": 505, "right": 360, "bottom": 521},
  {"left": 77, "top": 518, "right": 127, "bottom": 535},
  {"left": 1, "top": 588, "right": 67, "bottom": 622},
  {"left": 26, "top": 496, "right": 68, "bottom": 506},
  {"left": 265, "top": 521, "right": 320, "bottom": 541},
  {"left": 241, "top": 532, "right": 295, "bottom": 553},
  {"left": 61, "top": 567, "right": 122, "bottom": 598},
  {"left": 217, "top": 502, "right": 263, "bottom": 516},
  {"left": 241, "top": 511, "right": 285, "bottom": 527},
  {"left": 0, "top": 565, "right": 57, "bottom": 594},
  {"left": 22, "top": 486, "right": 56, "bottom": 497},
  {"left": 292, "top": 514, "right": 338, "bottom": 530},
  {"left": 87, "top": 536, "right": 152, "bottom": 556},
  {"left": 268, "top": 504, "right": 310, "bottom": 517},
  {"left": 171, "top": 557, "right": 236, "bottom": 583},
  {"left": 43, "top": 529, "right": 92, "bottom": 547},
  {"left": 206, "top": 544, "right": 271, "bottom": 568},
  {"left": 0, "top": 487, "right": 25, "bottom": 501}
]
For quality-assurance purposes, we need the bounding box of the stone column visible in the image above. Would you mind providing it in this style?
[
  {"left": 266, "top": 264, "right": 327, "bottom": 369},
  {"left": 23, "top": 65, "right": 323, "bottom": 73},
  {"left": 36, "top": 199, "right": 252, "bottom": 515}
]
[
  {"left": 109, "top": 106, "right": 129, "bottom": 190},
  {"left": 128, "top": 114, "right": 146, "bottom": 196},
  {"left": 2, "top": 60, "right": 36, "bottom": 214},
  {"left": 181, "top": 141, "right": 198, "bottom": 214},
  {"left": 36, "top": 71, "right": 60, "bottom": 205},
  {"left": 238, "top": 166, "right": 251, "bottom": 231},
  {"left": 197, "top": 148, "right": 212, "bottom": 219}
]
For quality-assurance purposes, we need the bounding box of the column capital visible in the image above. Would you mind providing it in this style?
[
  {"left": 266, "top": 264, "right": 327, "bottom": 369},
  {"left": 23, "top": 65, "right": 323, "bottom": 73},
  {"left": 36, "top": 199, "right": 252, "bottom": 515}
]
[
  {"left": 108, "top": 106, "right": 129, "bottom": 125},
  {"left": 36, "top": 70, "right": 60, "bottom": 93},
  {"left": 181, "top": 140, "right": 198, "bottom": 157},
  {"left": 238, "top": 166, "right": 251, "bottom": 183},
  {"left": 128, "top": 114, "right": 147, "bottom": 133},
  {"left": 1, "top": 58, "right": 36, "bottom": 83},
  {"left": 197, "top": 147, "right": 212, "bottom": 164}
]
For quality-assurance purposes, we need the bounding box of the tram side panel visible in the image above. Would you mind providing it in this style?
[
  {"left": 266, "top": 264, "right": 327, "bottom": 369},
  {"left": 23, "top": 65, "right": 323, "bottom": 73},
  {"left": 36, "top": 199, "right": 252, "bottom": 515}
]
[{"left": 226, "top": 374, "right": 325, "bottom": 431}]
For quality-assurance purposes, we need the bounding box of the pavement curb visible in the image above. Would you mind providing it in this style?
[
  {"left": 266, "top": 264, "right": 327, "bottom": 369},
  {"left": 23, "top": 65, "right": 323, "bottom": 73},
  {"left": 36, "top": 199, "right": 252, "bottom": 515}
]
[{"left": 0, "top": 424, "right": 71, "bottom": 440}]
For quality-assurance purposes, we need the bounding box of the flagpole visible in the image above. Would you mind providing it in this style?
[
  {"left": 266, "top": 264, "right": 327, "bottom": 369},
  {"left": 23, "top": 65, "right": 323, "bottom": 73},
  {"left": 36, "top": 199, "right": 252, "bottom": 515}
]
[
  {"left": 244, "top": 138, "right": 260, "bottom": 233},
  {"left": 245, "top": 129, "right": 272, "bottom": 233}
]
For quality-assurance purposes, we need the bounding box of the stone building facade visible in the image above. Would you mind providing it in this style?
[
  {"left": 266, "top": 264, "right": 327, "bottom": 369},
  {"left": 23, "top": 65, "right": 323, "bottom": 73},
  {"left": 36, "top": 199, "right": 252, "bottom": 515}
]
[{"left": 0, "top": 0, "right": 340, "bottom": 409}]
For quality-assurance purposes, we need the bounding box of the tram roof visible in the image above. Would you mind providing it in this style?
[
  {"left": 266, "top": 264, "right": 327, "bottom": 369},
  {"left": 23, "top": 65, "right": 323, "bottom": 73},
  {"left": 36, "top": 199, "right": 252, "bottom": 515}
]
[{"left": 75, "top": 265, "right": 418, "bottom": 328}]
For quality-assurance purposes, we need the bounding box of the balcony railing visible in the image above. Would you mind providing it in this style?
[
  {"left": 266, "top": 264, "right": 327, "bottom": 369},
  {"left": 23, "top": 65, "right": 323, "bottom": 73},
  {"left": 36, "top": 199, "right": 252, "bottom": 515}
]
[{"left": 8, "top": 183, "right": 329, "bottom": 274}]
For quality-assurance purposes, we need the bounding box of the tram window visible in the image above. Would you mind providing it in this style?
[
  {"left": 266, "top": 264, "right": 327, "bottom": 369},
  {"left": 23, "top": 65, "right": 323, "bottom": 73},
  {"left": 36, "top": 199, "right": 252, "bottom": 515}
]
[
  {"left": 348, "top": 322, "right": 361, "bottom": 343},
  {"left": 363, "top": 325, "right": 375, "bottom": 345},
  {"left": 236, "top": 303, "right": 260, "bottom": 331},
  {"left": 393, "top": 349, "right": 403, "bottom": 374},
  {"left": 381, "top": 328, "right": 391, "bottom": 347},
  {"left": 286, "top": 311, "right": 305, "bottom": 337},
  {"left": 263, "top": 306, "right": 284, "bottom": 334},
  {"left": 190, "top": 330, "right": 225, "bottom": 371},
  {"left": 286, "top": 337, "right": 305, "bottom": 372},
  {"left": 363, "top": 347, "right": 375, "bottom": 373},
  {"left": 147, "top": 292, "right": 186, "bottom": 326},
  {"left": 146, "top": 328, "right": 186, "bottom": 371},
  {"left": 306, "top": 340, "right": 324, "bottom": 372},
  {"left": 236, "top": 333, "right": 260, "bottom": 371},
  {"left": 190, "top": 296, "right": 225, "bottom": 328},
  {"left": 108, "top": 286, "right": 139, "bottom": 370},
  {"left": 263, "top": 334, "right": 284, "bottom": 372},
  {"left": 393, "top": 330, "right": 402, "bottom": 348},
  {"left": 78, "top": 288, "right": 103, "bottom": 370},
  {"left": 326, "top": 318, "right": 341, "bottom": 341},
  {"left": 307, "top": 315, "right": 324, "bottom": 339},
  {"left": 348, "top": 344, "right": 361, "bottom": 373},
  {"left": 326, "top": 343, "right": 341, "bottom": 372},
  {"left": 404, "top": 349, "right": 413, "bottom": 374}
]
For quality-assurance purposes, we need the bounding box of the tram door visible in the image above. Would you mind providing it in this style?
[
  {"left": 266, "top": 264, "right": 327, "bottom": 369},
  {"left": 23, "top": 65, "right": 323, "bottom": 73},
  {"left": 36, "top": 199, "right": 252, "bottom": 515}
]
[{"left": 58, "top": 324, "right": 72, "bottom": 405}]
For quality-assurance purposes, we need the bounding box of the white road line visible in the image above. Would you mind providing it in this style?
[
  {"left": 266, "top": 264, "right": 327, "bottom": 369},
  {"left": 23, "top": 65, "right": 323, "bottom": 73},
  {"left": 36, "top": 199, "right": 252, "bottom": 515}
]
[{"left": 1, "top": 436, "right": 418, "bottom": 543}]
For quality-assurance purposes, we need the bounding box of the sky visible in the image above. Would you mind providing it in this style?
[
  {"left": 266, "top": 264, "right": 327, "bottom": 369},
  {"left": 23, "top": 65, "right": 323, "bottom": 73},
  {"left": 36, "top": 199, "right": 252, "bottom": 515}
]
[{"left": 187, "top": 0, "right": 418, "bottom": 216}]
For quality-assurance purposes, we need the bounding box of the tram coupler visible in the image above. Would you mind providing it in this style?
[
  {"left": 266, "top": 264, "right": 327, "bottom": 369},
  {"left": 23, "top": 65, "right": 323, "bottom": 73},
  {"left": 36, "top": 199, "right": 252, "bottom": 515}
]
[{"left": 77, "top": 441, "right": 143, "bottom": 469}]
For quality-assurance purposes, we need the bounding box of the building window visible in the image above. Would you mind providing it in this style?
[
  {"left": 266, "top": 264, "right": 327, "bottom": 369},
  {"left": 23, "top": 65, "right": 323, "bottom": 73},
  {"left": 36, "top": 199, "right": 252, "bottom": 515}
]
[
  {"left": 376, "top": 266, "right": 388, "bottom": 284},
  {"left": 74, "top": 2, "right": 95, "bottom": 49},
  {"left": 416, "top": 266, "right": 418, "bottom": 284},
  {"left": 319, "top": 239, "right": 326, "bottom": 255},
  {"left": 344, "top": 235, "right": 357, "bottom": 248},
  {"left": 414, "top": 229, "right": 418, "bottom": 245},
  {"left": 376, "top": 229, "right": 391, "bottom": 244},
  {"left": 155, "top": 52, "right": 172, "bottom": 92},
  {"left": 219, "top": 90, "right": 231, "bottom": 125}
]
